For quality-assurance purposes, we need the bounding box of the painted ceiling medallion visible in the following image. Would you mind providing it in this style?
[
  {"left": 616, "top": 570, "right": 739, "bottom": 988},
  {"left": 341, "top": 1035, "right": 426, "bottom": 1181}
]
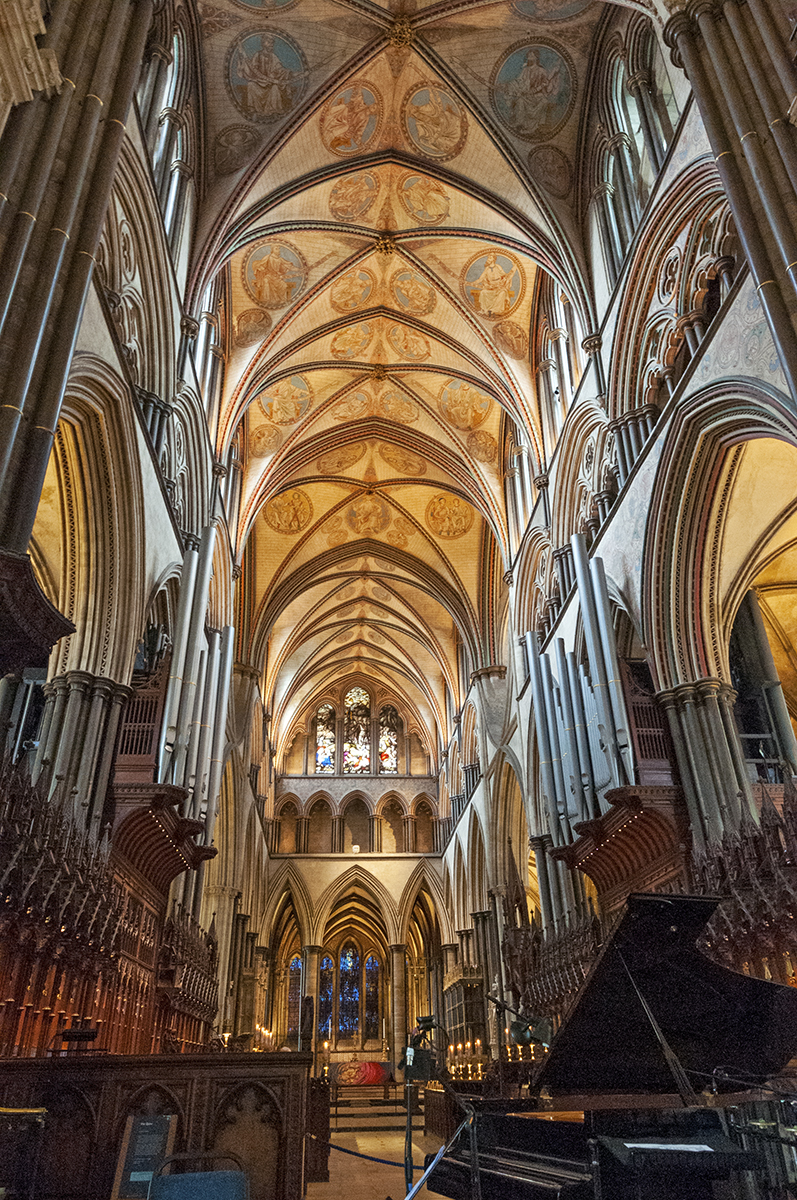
[
  {"left": 461, "top": 248, "right": 524, "bottom": 318},
  {"left": 331, "top": 322, "right": 373, "bottom": 359},
  {"left": 438, "top": 378, "right": 492, "bottom": 430},
  {"left": 258, "top": 374, "right": 313, "bottom": 424},
  {"left": 329, "top": 171, "right": 380, "bottom": 223},
  {"left": 331, "top": 388, "right": 419, "bottom": 423},
  {"left": 467, "top": 430, "right": 498, "bottom": 464},
  {"left": 249, "top": 424, "right": 282, "bottom": 457},
  {"left": 330, "top": 268, "right": 376, "bottom": 313},
  {"left": 528, "top": 144, "right": 572, "bottom": 197},
  {"left": 401, "top": 83, "right": 467, "bottom": 161},
  {"left": 264, "top": 488, "right": 313, "bottom": 533},
  {"left": 233, "top": 0, "right": 298, "bottom": 10},
  {"left": 397, "top": 172, "right": 450, "bottom": 225},
  {"left": 227, "top": 30, "right": 307, "bottom": 123},
  {"left": 346, "top": 493, "right": 391, "bottom": 536},
  {"left": 242, "top": 239, "right": 307, "bottom": 309},
  {"left": 513, "top": 0, "right": 593, "bottom": 21},
  {"left": 235, "top": 307, "right": 272, "bottom": 347},
  {"left": 214, "top": 124, "right": 261, "bottom": 175},
  {"left": 387, "top": 323, "right": 430, "bottom": 361},
  {"left": 318, "top": 443, "right": 367, "bottom": 474},
  {"left": 493, "top": 319, "right": 528, "bottom": 359},
  {"left": 426, "top": 493, "right": 474, "bottom": 538},
  {"left": 491, "top": 40, "right": 576, "bottom": 143},
  {"left": 321, "top": 81, "right": 383, "bottom": 157},
  {"left": 391, "top": 269, "right": 435, "bottom": 316},
  {"left": 378, "top": 443, "right": 426, "bottom": 475}
]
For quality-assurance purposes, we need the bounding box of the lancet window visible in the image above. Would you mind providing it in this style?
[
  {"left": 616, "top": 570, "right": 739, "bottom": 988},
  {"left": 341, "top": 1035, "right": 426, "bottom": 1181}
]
[
  {"left": 343, "top": 687, "right": 370, "bottom": 773},
  {"left": 314, "top": 945, "right": 383, "bottom": 1044},
  {"left": 378, "top": 705, "right": 399, "bottom": 773},
  {"left": 286, "top": 953, "right": 302, "bottom": 1042},
  {"left": 317, "top": 955, "right": 334, "bottom": 1040},
  {"left": 338, "top": 944, "right": 360, "bottom": 1035},
  {"left": 316, "top": 703, "right": 336, "bottom": 773}
]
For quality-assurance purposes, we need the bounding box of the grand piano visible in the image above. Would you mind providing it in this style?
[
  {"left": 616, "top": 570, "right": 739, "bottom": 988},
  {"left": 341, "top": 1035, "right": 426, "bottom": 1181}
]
[{"left": 426, "top": 894, "right": 797, "bottom": 1200}]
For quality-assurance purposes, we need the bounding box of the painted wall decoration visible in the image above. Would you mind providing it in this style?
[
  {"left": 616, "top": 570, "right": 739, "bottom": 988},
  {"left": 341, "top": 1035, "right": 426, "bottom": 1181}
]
[
  {"left": 391, "top": 269, "right": 436, "bottom": 316},
  {"left": 321, "top": 81, "right": 382, "bottom": 156},
  {"left": 467, "top": 430, "right": 498, "bottom": 463},
  {"left": 318, "top": 443, "right": 367, "bottom": 473},
  {"left": 234, "top": 0, "right": 297, "bottom": 10},
  {"left": 387, "top": 323, "right": 430, "bottom": 361},
  {"left": 461, "top": 248, "right": 524, "bottom": 318},
  {"left": 398, "top": 172, "right": 450, "bottom": 224},
  {"left": 513, "top": 0, "right": 592, "bottom": 20},
  {"left": 345, "top": 493, "right": 391, "bottom": 535},
  {"left": 401, "top": 83, "right": 467, "bottom": 161},
  {"left": 426, "top": 493, "right": 474, "bottom": 538},
  {"left": 326, "top": 514, "right": 348, "bottom": 546},
  {"left": 227, "top": 30, "right": 307, "bottom": 123},
  {"left": 386, "top": 516, "right": 415, "bottom": 548},
  {"left": 378, "top": 443, "right": 426, "bottom": 475},
  {"left": 258, "top": 374, "right": 313, "bottom": 423},
  {"left": 330, "top": 268, "right": 375, "bottom": 313},
  {"left": 250, "top": 425, "right": 282, "bottom": 457},
  {"left": 329, "top": 171, "right": 380, "bottom": 222},
  {"left": 528, "top": 144, "right": 572, "bottom": 196},
  {"left": 264, "top": 488, "right": 313, "bottom": 533},
  {"left": 438, "top": 378, "right": 492, "bottom": 429},
  {"left": 493, "top": 319, "right": 528, "bottom": 359},
  {"left": 331, "top": 388, "right": 419, "bottom": 423},
  {"left": 243, "top": 239, "right": 307, "bottom": 309},
  {"left": 331, "top": 321, "right": 373, "bottom": 359},
  {"left": 236, "top": 307, "right": 272, "bottom": 346},
  {"left": 214, "top": 125, "right": 262, "bottom": 175},
  {"left": 491, "top": 41, "right": 576, "bottom": 142}
]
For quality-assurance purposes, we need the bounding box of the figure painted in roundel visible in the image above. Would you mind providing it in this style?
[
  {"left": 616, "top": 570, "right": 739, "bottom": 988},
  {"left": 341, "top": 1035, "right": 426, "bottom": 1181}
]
[
  {"left": 258, "top": 374, "right": 312, "bottom": 424},
  {"left": 391, "top": 269, "right": 435, "bottom": 316},
  {"left": 332, "top": 391, "right": 371, "bottom": 420},
  {"left": 402, "top": 84, "right": 467, "bottom": 161},
  {"left": 387, "top": 323, "right": 430, "bottom": 361},
  {"left": 345, "top": 493, "right": 391, "bottom": 536},
  {"left": 317, "top": 442, "right": 366, "bottom": 474},
  {"left": 513, "top": 0, "right": 592, "bottom": 21},
  {"left": 378, "top": 443, "right": 426, "bottom": 475},
  {"left": 236, "top": 307, "right": 272, "bottom": 347},
  {"left": 250, "top": 424, "right": 282, "bottom": 457},
  {"left": 439, "top": 378, "right": 492, "bottom": 430},
  {"left": 264, "top": 488, "right": 313, "bottom": 533},
  {"left": 467, "top": 430, "right": 498, "bottom": 464},
  {"left": 331, "top": 322, "right": 372, "bottom": 360},
  {"left": 426, "top": 493, "right": 474, "bottom": 538},
  {"left": 243, "top": 239, "right": 307, "bottom": 309},
  {"left": 493, "top": 319, "right": 528, "bottom": 359},
  {"left": 228, "top": 30, "right": 307, "bottom": 123},
  {"left": 398, "top": 172, "right": 450, "bottom": 225},
  {"left": 528, "top": 145, "right": 572, "bottom": 198},
  {"left": 321, "top": 81, "right": 382, "bottom": 156},
  {"left": 330, "top": 268, "right": 375, "bottom": 313},
  {"left": 462, "top": 249, "right": 524, "bottom": 318},
  {"left": 215, "top": 124, "right": 262, "bottom": 175},
  {"left": 491, "top": 41, "right": 575, "bottom": 143},
  {"left": 329, "top": 171, "right": 380, "bottom": 222},
  {"left": 378, "top": 390, "right": 419, "bottom": 423}
]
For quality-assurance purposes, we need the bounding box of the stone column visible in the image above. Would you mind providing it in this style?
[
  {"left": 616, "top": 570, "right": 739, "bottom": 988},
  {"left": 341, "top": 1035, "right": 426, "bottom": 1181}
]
[
  {"left": 390, "top": 943, "right": 407, "bottom": 1073},
  {"left": 301, "top": 944, "right": 323, "bottom": 1061},
  {"left": 402, "top": 814, "right": 416, "bottom": 853},
  {"left": 369, "top": 812, "right": 382, "bottom": 852},
  {"left": 331, "top": 815, "right": 345, "bottom": 853}
]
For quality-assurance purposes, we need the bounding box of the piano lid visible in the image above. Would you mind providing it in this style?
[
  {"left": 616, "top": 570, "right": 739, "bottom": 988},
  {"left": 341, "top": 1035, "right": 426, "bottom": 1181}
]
[{"left": 531, "top": 893, "right": 797, "bottom": 1097}]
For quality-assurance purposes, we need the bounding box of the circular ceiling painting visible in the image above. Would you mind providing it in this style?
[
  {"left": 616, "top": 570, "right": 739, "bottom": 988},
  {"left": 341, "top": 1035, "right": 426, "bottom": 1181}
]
[
  {"left": 461, "top": 248, "right": 524, "bottom": 318},
  {"left": 329, "top": 171, "right": 380, "bottom": 222},
  {"left": 258, "top": 374, "right": 312, "bottom": 424},
  {"left": 330, "top": 268, "right": 376, "bottom": 313},
  {"left": 438, "top": 379, "right": 492, "bottom": 430},
  {"left": 227, "top": 31, "right": 307, "bottom": 123},
  {"left": 426, "top": 493, "right": 474, "bottom": 538},
  {"left": 491, "top": 40, "right": 576, "bottom": 143},
  {"left": 401, "top": 83, "right": 467, "bottom": 161},
  {"left": 397, "top": 172, "right": 450, "bottom": 224},
  {"left": 321, "top": 81, "right": 383, "bottom": 156},
  {"left": 264, "top": 488, "right": 313, "bottom": 533},
  {"left": 391, "top": 269, "right": 436, "bottom": 316},
  {"left": 242, "top": 239, "right": 307, "bottom": 309}
]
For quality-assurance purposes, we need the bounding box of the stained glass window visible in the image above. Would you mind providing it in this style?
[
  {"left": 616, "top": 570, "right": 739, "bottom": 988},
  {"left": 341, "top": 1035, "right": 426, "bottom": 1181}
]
[
  {"left": 286, "top": 953, "right": 302, "bottom": 1044},
  {"left": 343, "top": 687, "right": 370, "bottom": 773},
  {"left": 318, "top": 955, "right": 334, "bottom": 1039},
  {"left": 364, "top": 955, "right": 380, "bottom": 1041},
  {"left": 379, "top": 704, "right": 399, "bottom": 773},
  {"left": 316, "top": 704, "right": 335, "bottom": 773},
  {"left": 339, "top": 944, "right": 360, "bottom": 1036}
]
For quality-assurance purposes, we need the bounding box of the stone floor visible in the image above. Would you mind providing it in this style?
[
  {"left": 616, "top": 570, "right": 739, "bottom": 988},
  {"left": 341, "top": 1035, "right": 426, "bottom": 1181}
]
[{"left": 307, "top": 1094, "right": 445, "bottom": 1200}]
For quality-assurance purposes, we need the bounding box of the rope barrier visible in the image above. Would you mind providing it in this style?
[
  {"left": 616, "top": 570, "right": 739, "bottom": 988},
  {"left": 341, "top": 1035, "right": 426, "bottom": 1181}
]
[{"left": 328, "top": 1142, "right": 422, "bottom": 1172}]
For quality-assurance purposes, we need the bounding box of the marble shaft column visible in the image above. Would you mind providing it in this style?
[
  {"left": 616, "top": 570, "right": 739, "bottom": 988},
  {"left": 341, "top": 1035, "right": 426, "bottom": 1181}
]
[
  {"left": 390, "top": 943, "right": 407, "bottom": 1071},
  {"left": 664, "top": 6, "right": 797, "bottom": 401}
]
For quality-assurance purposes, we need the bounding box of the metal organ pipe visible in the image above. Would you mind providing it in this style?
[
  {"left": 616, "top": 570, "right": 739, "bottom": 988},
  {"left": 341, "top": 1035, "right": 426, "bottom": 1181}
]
[
  {"left": 588, "top": 555, "right": 634, "bottom": 785},
  {"left": 570, "top": 534, "right": 621, "bottom": 787},
  {"left": 554, "top": 639, "right": 589, "bottom": 822},
  {"left": 159, "top": 544, "right": 199, "bottom": 779}
]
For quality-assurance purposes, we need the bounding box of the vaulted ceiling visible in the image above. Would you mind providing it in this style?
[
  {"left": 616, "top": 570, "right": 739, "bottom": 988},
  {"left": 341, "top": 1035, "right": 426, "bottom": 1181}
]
[{"left": 189, "top": 0, "right": 632, "bottom": 765}]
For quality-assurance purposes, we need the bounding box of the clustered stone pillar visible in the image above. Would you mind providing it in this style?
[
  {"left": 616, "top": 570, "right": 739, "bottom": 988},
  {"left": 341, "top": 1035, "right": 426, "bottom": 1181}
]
[
  {"left": 301, "top": 944, "right": 322, "bottom": 1058},
  {"left": 0, "top": 0, "right": 156, "bottom": 667},
  {"left": 390, "top": 942, "right": 407, "bottom": 1072},
  {"left": 664, "top": 0, "right": 797, "bottom": 401}
]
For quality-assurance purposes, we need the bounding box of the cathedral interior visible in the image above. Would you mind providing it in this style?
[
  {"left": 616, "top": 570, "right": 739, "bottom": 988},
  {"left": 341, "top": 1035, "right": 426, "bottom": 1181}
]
[{"left": 2, "top": 0, "right": 797, "bottom": 1195}]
